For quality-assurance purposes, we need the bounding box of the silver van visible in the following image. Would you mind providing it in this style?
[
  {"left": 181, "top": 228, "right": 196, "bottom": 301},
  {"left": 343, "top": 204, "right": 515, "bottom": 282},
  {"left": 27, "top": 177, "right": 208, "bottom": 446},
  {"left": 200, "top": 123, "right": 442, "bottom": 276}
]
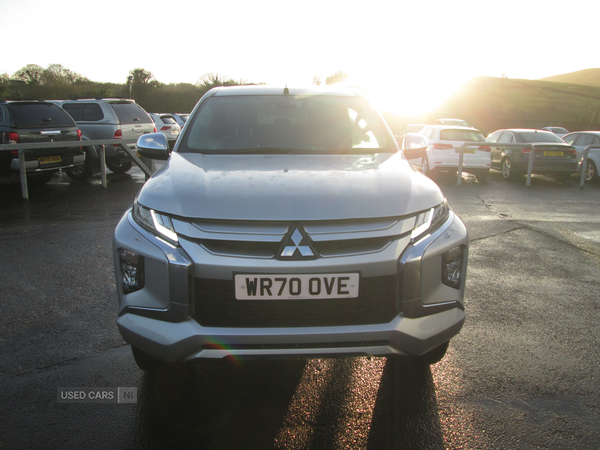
[
  {"left": 51, "top": 99, "right": 155, "bottom": 179},
  {"left": 114, "top": 85, "right": 469, "bottom": 372}
]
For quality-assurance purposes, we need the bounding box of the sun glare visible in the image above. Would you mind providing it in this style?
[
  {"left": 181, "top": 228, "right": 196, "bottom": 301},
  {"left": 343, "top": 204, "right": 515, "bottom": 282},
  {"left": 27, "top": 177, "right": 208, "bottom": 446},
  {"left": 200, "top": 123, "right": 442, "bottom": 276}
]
[{"left": 336, "top": 73, "right": 469, "bottom": 117}]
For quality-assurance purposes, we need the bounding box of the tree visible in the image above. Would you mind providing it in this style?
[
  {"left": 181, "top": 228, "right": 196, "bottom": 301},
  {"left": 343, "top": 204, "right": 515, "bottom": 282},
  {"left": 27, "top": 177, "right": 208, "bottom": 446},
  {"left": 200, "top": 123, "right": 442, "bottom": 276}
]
[
  {"left": 128, "top": 68, "right": 160, "bottom": 103},
  {"left": 0, "top": 73, "right": 9, "bottom": 98},
  {"left": 13, "top": 64, "right": 45, "bottom": 85},
  {"left": 325, "top": 71, "right": 348, "bottom": 85},
  {"left": 196, "top": 73, "right": 246, "bottom": 96},
  {"left": 129, "top": 68, "right": 156, "bottom": 86},
  {"left": 312, "top": 76, "right": 322, "bottom": 86},
  {"left": 42, "top": 64, "right": 88, "bottom": 84}
]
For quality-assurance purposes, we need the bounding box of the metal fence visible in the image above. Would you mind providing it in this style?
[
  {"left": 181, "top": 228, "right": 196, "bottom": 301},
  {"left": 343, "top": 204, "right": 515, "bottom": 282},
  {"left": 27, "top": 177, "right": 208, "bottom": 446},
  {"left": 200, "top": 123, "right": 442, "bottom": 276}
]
[
  {"left": 2, "top": 139, "right": 597, "bottom": 199},
  {"left": 455, "top": 142, "right": 599, "bottom": 189},
  {"left": 0, "top": 139, "right": 155, "bottom": 199}
]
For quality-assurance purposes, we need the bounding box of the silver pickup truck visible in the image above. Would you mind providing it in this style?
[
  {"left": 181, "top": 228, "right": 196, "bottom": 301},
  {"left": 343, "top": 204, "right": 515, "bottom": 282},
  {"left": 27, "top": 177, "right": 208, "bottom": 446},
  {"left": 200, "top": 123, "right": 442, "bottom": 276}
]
[{"left": 113, "top": 85, "right": 468, "bottom": 372}]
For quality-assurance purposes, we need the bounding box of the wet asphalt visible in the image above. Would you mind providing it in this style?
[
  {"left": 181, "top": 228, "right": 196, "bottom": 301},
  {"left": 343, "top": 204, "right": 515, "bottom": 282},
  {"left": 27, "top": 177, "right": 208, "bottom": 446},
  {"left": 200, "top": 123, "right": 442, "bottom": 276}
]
[{"left": 0, "top": 168, "right": 599, "bottom": 449}]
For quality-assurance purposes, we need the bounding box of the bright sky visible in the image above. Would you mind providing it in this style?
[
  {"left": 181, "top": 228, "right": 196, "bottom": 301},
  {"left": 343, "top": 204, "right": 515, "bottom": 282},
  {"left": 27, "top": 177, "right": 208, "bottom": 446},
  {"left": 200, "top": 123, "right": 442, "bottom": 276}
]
[{"left": 1, "top": 0, "right": 598, "bottom": 115}]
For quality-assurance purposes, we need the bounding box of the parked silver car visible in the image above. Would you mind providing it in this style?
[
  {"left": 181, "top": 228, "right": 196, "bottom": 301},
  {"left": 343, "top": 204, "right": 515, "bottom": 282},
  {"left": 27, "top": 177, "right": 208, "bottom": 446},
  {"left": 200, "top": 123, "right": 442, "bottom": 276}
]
[
  {"left": 562, "top": 131, "right": 600, "bottom": 182},
  {"left": 50, "top": 99, "right": 155, "bottom": 179},
  {"left": 114, "top": 85, "right": 469, "bottom": 372}
]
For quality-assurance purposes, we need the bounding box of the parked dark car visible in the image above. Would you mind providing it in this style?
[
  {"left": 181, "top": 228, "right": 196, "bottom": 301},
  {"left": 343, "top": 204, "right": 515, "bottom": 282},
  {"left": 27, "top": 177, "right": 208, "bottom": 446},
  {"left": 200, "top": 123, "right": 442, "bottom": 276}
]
[
  {"left": 50, "top": 99, "right": 155, "bottom": 179},
  {"left": 486, "top": 129, "right": 577, "bottom": 181},
  {"left": 0, "top": 100, "right": 84, "bottom": 183}
]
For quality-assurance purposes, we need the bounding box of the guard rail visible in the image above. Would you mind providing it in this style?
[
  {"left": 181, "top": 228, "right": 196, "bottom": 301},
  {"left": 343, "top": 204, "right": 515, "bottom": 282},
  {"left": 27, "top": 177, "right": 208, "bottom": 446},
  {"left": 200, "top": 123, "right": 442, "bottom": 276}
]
[{"left": 0, "top": 139, "right": 155, "bottom": 199}]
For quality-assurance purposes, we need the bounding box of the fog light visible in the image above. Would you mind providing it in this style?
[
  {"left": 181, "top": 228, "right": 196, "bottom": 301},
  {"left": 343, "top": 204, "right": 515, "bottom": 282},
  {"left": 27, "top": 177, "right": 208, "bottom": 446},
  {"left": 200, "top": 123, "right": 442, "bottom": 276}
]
[
  {"left": 442, "top": 246, "right": 463, "bottom": 289},
  {"left": 120, "top": 249, "right": 144, "bottom": 294}
]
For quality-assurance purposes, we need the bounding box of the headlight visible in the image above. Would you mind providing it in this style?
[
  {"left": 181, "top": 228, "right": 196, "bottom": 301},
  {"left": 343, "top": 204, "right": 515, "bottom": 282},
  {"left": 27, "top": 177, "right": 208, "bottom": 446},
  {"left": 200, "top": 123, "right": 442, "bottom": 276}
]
[
  {"left": 132, "top": 201, "right": 179, "bottom": 245},
  {"left": 411, "top": 199, "right": 449, "bottom": 243}
]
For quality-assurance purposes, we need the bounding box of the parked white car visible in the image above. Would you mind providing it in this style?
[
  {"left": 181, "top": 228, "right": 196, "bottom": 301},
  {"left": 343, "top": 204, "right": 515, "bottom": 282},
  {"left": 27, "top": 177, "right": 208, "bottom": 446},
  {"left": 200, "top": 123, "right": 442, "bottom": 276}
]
[
  {"left": 170, "top": 113, "right": 190, "bottom": 129},
  {"left": 541, "top": 127, "right": 569, "bottom": 138},
  {"left": 414, "top": 125, "right": 491, "bottom": 181},
  {"left": 149, "top": 113, "right": 181, "bottom": 149}
]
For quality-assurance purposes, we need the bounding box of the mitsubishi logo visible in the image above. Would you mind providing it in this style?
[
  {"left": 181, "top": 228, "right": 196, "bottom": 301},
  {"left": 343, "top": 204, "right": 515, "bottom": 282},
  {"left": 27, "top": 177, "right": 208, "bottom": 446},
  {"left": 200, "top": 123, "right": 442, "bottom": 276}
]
[{"left": 278, "top": 227, "right": 317, "bottom": 260}]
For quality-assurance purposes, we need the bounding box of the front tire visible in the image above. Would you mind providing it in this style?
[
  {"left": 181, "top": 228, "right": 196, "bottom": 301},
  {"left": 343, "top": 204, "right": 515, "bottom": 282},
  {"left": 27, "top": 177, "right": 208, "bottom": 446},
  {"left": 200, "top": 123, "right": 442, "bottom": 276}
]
[
  {"left": 553, "top": 172, "right": 571, "bottom": 183},
  {"left": 106, "top": 160, "right": 133, "bottom": 174},
  {"left": 501, "top": 157, "right": 516, "bottom": 180},
  {"left": 416, "top": 341, "right": 449, "bottom": 365},
  {"left": 66, "top": 158, "right": 94, "bottom": 181},
  {"left": 584, "top": 160, "right": 597, "bottom": 182},
  {"left": 473, "top": 169, "right": 489, "bottom": 182},
  {"left": 131, "top": 347, "right": 164, "bottom": 372},
  {"left": 421, "top": 156, "right": 438, "bottom": 181}
]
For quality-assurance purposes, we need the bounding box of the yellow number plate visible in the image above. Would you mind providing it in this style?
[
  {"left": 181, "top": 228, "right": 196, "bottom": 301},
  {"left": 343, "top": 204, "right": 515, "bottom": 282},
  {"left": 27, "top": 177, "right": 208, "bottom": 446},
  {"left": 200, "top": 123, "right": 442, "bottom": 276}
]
[
  {"left": 543, "top": 151, "right": 563, "bottom": 157},
  {"left": 39, "top": 155, "right": 62, "bottom": 164}
]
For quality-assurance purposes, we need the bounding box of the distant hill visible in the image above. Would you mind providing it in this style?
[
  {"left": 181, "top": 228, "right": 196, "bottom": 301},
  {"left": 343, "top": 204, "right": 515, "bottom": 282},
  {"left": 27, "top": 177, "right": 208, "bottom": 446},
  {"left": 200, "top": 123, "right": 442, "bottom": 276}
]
[
  {"left": 382, "top": 76, "right": 600, "bottom": 136},
  {"left": 541, "top": 68, "right": 600, "bottom": 87},
  {"left": 430, "top": 76, "right": 600, "bottom": 135}
]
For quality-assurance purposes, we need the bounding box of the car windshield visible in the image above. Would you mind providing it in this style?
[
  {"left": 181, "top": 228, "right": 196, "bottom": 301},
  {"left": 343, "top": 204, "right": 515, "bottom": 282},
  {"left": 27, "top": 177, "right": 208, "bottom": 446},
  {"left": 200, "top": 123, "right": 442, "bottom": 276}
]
[
  {"left": 519, "top": 132, "right": 564, "bottom": 143},
  {"left": 9, "top": 103, "right": 74, "bottom": 128},
  {"left": 111, "top": 102, "right": 153, "bottom": 124},
  {"left": 158, "top": 115, "right": 176, "bottom": 124},
  {"left": 439, "top": 129, "right": 485, "bottom": 141},
  {"left": 179, "top": 95, "right": 392, "bottom": 154},
  {"left": 549, "top": 127, "right": 568, "bottom": 134}
]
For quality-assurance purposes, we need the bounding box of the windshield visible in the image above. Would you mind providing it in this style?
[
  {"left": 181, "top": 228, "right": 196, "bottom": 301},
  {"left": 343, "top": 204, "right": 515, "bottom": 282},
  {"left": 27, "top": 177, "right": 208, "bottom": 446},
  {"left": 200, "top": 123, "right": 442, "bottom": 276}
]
[
  {"left": 440, "top": 129, "right": 485, "bottom": 141},
  {"left": 519, "top": 132, "right": 565, "bottom": 143},
  {"left": 549, "top": 127, "right": 568, "bottom": 134},
  {"left": 179, "top": 95, "right": 392, "bottom": 154},
  {"left": 10, "top": 103, "right": 75, "bottom": 128}
]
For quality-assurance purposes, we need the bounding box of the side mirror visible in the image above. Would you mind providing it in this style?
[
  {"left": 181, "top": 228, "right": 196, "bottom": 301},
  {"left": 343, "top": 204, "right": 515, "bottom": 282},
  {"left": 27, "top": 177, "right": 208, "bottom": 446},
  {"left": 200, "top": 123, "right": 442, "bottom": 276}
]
[
  {"left": 401, "top": 132, "right": 428, "bottom": 160},
  {"left": 137, "top": 133, "right": 170, "bottom": 160}
]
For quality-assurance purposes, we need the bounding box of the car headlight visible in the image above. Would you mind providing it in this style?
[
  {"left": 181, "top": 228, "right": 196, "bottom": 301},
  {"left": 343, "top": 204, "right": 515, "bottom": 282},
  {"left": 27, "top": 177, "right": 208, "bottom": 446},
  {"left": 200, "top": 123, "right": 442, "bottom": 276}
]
[
  {"left": 411, "top": 199, "right": 449, "bottom": 243},
  {"left": 132, "top": 201, "right": 179, "bottom": 245}
]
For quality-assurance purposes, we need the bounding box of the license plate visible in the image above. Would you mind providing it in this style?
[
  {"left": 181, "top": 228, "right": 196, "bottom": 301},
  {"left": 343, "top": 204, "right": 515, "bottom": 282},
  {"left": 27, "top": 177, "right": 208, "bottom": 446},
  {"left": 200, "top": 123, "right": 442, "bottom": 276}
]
[
  {"left": 544, "top": 151, "right": 563, "bottom": 157},
  {"left": 235, "top": 273, "right": 359, "bottom": 300},
  {"left": 172, "top": 129, "right": 180, "bottom": 136},
  {"left": 455, "top": 149, "right": 475, "bottom": 154},
  {"left": 39, "top": 155, "right": 62, "bottom": 164}
]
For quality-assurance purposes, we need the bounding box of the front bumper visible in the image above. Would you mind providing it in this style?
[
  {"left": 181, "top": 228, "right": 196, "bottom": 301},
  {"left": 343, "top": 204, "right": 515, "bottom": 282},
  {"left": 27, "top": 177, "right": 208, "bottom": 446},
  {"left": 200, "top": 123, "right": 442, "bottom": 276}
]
[{"left": 114, "top": 209, "right": 468, "bottom": 361}]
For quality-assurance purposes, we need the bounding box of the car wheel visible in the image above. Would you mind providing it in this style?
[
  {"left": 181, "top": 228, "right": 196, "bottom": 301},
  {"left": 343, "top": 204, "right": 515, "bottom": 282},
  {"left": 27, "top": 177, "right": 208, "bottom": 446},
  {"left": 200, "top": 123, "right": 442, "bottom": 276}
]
[
  {"left": 584, "top": 160, "right": 597, "bottom": 182},
  {"left": 421, "top": 156, "right": 428, "bottom": 175},
  {"left": 421, "top": 156, "right": 438, "bottom": 181},
  {"left": 501, "top": 157, "right": 515, "bottom": 180},
  {"left": 66, "top": 158, "right": 94, "bottom": 181},
  {"left": 131, "top": 346, "right": 165, "bottom": 372},
  {"left": 394, "top": 341, "right": 450, "bottom": 367},
  {"left": 553, "top": 172, "right": 571, "bottom": 183},
  {"left": 106, "top": 160, "right": 133, "bottom": 174},
  {"left": 417, "top": 341, "right": 450, "bottom": 365},
  {"left": 28, "top": 171, "right": 55, "bottom": 185},
  {"left": 473, "top": 169, "right": 489, "bottom": 182}
]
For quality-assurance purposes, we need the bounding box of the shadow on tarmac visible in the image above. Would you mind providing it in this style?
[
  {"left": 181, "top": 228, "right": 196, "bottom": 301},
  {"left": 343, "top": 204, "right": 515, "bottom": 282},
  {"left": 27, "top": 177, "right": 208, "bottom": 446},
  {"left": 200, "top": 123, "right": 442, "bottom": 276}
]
[{"left": 132, "top": 357, "right": 444, "bottom": 449}]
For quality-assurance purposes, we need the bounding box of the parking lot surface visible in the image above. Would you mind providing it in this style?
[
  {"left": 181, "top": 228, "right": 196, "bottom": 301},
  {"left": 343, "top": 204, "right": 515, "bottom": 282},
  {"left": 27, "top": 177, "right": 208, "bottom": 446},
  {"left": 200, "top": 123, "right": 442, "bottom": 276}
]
[{"left": 0, "top": 168, "right": 599, "bottom": 449}]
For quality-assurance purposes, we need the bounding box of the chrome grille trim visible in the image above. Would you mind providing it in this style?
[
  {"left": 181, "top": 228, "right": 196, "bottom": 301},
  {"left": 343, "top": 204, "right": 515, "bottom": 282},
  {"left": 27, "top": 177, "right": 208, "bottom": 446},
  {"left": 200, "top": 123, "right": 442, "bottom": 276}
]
[{"left": 174, "top": 216, "right": 415, "bottom": 258}]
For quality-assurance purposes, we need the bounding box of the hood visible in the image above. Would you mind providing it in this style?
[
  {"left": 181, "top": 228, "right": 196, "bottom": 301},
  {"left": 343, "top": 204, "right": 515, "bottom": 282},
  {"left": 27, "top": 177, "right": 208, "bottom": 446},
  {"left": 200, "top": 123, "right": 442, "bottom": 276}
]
[{"left": 136, "top": 152, "right": 444, "bottom": 221}]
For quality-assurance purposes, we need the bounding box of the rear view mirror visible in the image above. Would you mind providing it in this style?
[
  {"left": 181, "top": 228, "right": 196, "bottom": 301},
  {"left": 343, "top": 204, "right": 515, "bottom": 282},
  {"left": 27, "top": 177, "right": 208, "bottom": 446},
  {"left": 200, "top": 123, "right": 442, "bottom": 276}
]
[
  {"left": 401, "top": 133, "right": 428, "bottom": 160},
  {"left": 137, "top": 133, "right": 170, "bottom": 160}
]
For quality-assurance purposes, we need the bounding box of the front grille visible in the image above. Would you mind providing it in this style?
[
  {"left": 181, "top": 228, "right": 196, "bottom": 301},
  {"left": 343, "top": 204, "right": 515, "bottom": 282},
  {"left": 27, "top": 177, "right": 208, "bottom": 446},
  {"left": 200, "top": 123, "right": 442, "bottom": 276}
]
[
  {"left": 193, "top": 275, "right": 399, "bottom": 328},
  {"left": 174, "top": 216, "right": 414, "bottom": 259}
]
